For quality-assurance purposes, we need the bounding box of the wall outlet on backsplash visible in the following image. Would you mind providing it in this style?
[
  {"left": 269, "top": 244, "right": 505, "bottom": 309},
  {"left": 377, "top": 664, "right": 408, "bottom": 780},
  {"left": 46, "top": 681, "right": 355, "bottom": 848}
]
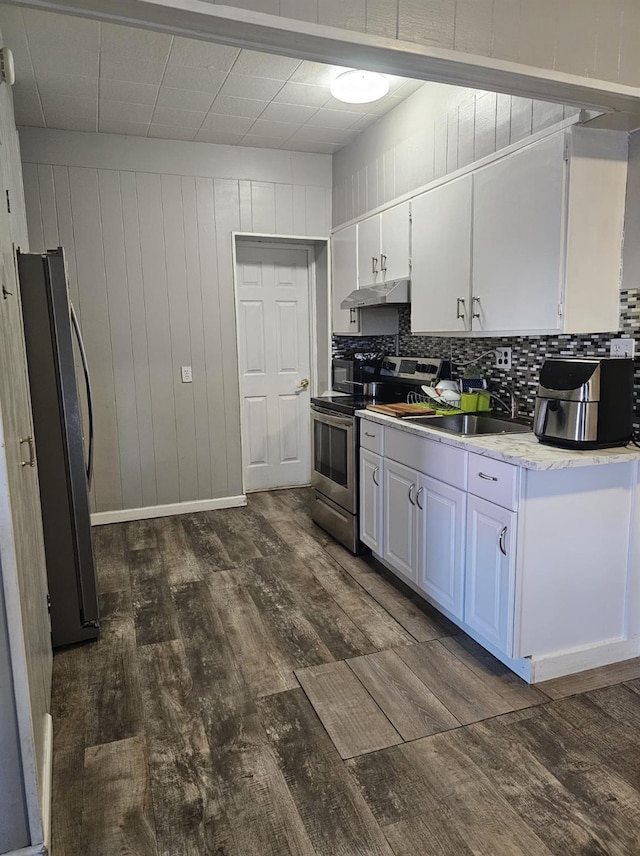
[
  {"left": 495, "top": 347, "right": 512, "bottom": 370},
  {"left": 610, "top": 338, "right": 635, "bottom": 359}
]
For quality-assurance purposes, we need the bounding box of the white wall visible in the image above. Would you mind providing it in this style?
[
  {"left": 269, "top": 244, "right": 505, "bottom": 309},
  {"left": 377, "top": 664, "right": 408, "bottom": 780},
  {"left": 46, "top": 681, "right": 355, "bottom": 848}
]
[
  {"left": 333, "top": 82, "right": 579, "bottom": 226},
  {"left": 216, "top": 0, "right": 640, "bottom": 87},
  {"left": 20, "top": 128, "right": 332, "bottom": 514}
]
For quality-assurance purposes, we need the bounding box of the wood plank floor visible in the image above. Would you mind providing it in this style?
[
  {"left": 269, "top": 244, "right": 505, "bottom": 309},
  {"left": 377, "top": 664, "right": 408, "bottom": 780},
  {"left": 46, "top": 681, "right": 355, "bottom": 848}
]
[{"left": 50, "top": 488, "right": 640, "bottom": 855}]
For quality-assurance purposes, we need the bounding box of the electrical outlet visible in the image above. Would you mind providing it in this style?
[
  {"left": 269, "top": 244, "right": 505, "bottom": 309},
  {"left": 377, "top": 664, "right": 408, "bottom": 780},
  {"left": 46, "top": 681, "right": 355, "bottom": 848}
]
[
  {"left": 181, "top": 365, "right": 193, "bottom": 383},
  {"left": 610, "top": 338, "right": 635, "bottom": 359},
  {"left": 495, "top": 347, "right": 512, "bottom": 370}
]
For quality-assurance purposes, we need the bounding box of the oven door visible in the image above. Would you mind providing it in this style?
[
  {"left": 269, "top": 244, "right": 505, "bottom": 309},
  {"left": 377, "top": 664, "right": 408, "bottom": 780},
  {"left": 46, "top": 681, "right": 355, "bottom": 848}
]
[{"left": 311, "top": 406, "right": 356, "bottom": 512}]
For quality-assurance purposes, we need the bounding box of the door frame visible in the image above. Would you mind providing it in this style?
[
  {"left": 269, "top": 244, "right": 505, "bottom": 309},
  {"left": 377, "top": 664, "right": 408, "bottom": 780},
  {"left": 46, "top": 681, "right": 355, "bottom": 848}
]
[{"left": 232, "top": 233, "right": 330, "bottom": 494}]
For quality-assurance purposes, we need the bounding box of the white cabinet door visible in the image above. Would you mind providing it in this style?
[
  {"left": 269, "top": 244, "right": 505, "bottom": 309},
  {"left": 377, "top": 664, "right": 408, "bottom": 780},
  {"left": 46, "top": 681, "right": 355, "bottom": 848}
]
[
  {"left": 332, "top": 224, "right": 359, "bottom": 334},
  {"left": 411, "top": 176, "right": 472, "bottom": 333},
  {"left": 464, "top": 495, "right": 517, "bottom": 655},
  {"left": 416, "top": 474, "right": 466, "bottom": 619},
  {"left": 380, "top": 201, "right": 410, "bottom": 282},
  {"left": 357, "top": 214, "right": 381, "bottom": 287},
  {"left": 472, "top": 133, "right": 565, "bottom": 332},
  {"left": 360, "top": 449, "right": 383, "bottom": 554},
  {"left": 383, "top": 459, "right": 418, "bottom": 582}
]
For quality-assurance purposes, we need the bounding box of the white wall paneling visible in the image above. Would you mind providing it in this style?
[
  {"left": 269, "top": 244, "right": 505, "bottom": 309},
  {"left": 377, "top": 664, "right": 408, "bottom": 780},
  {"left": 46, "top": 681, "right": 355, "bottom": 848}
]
[{"left": 21, "top": 128, "right": 331, "bottom": 514}]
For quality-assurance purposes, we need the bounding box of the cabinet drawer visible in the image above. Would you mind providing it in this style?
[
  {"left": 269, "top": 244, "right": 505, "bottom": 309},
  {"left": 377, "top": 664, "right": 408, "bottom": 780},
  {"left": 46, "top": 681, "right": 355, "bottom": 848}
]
[
  {"left": 468, "top": 453, "right": 520, "bottom": 510},
  {"left": 385, "top": 427, "right": 467, "bottom": 489},
  {"left": 360, "top": 420, "right": 384, "bottom": 454}
]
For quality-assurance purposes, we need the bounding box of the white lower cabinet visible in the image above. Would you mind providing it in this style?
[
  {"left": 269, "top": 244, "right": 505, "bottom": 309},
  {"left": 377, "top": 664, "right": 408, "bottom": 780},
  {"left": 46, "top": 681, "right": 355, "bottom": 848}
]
[
  {"left": 360, "top": 448, "right": 383, "bottom": 554},
  {"left": 464, "top": 495, "right": 517, "bottom": 656},
  {"left": 417, "top": 474, "right": 466, "bottom": 620},
  {"left": 383, "top": 458, "right": 418, "bottom": 582}
]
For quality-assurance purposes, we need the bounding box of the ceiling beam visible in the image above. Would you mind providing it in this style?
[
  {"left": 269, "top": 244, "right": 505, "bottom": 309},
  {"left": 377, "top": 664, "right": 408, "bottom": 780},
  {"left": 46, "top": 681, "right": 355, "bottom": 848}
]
[{"left": 7, "top": 0, "right": 640, "bottom": 119}]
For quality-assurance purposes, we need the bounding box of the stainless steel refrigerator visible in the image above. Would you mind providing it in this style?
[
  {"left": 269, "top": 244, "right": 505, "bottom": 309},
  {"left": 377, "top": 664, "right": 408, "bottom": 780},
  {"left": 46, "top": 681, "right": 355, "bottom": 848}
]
[{"left": 18, "top": 248, "right": 99, "bottom": 647}]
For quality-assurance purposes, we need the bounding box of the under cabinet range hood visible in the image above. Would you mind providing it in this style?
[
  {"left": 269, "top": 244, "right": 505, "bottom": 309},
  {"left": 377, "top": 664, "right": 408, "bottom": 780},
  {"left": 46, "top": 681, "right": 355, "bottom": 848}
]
[{"left": 340, "top": 278, "right": 410, "bottom": 309}]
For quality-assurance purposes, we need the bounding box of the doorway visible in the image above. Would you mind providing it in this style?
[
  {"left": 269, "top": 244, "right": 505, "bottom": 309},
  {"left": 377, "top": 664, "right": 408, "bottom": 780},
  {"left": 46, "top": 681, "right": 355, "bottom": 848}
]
[{"left": 235, "top": 241, "right": 317, "bottom": 492}]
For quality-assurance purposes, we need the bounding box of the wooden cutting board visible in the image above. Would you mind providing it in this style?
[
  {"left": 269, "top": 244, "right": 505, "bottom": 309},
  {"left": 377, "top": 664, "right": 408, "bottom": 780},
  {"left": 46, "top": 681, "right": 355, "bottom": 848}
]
[{"left": 366, "top": 403, "right": 435, "bottom": 417}]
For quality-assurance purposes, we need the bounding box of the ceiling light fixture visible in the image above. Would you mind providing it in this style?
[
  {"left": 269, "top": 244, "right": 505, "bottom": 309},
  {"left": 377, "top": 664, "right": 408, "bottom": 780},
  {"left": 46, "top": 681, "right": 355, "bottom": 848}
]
[{"left": 330, "top": 70, "right": 389, "bottom": 104}]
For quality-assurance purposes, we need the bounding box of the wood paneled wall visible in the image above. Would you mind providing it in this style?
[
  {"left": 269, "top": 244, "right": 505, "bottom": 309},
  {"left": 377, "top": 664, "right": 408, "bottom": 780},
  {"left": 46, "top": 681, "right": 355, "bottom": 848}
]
[
  {"left": 332, "top": 84, "right": 579, "bottom": 227},
  {"left": 20, "top": 129, "right": 331, "bottom": 514}
]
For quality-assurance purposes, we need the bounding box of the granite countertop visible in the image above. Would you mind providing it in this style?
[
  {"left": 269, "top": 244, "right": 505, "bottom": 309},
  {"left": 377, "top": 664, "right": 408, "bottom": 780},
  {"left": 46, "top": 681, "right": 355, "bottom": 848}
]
[{"left": 357, "top": 410, "right": 640, "bottom": 471}]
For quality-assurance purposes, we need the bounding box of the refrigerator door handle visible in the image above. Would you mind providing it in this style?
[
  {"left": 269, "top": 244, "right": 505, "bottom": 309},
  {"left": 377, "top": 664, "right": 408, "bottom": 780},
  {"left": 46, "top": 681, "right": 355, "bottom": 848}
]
[{"left": 70, "top": 302, "right": 94, "bottom": 488}]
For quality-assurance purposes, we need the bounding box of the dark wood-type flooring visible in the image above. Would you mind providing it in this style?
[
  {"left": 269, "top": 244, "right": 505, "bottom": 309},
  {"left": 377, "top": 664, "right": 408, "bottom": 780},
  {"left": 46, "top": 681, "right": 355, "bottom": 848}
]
[{"left": 51, "top": 488, "right": 640, "bottom": 855}]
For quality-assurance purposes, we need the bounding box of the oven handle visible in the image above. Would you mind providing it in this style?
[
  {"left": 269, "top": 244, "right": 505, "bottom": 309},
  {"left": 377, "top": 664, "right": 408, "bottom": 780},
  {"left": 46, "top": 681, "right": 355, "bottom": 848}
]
[{"left": 311, "top": 406, "right": 354, "bottom": 429}]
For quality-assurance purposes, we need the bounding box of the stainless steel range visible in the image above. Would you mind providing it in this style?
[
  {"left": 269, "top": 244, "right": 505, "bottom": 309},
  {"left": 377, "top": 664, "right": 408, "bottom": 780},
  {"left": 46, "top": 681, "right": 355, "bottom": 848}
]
[{"left": 310, "top": 355, "right": 448, "bottom": 552}]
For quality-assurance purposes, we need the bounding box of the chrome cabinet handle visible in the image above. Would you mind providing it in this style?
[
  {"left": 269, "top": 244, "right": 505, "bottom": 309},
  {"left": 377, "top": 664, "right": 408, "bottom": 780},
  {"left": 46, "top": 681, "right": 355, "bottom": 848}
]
[
  {"left": 408, "top": 483, "right": 416, "bottom": 505},
  {"left": 416, "top": 486, "right": 424, "bottom": 510},
  {"left": 472, "top": 295, "right": 481, "bottom": 319},
  {"left": 372, "top": 466, "right": 379, "bottom": 486},
  {"left": 499, "top": 525, "right": 508, "bottom": 556},
  {"left": 350, "top": 307, "right": 357, "bottom": 324},
  {"left": 20, "top": 436, "right": 35, "bottom": 467},
  {"left": 478, "top": 472, "right": 498, "bottom": 482},
  {"left": 380, "top": 253, "right": 387, "bottom": 273},
  {"left": 456, "top": 297, "right": 466, "bottom": 319},
  {"left": 372, "top": 256, "right": 378, "bottom": 274},
  {"left": 364, "top": 432, "right": 376, "bottom": 437}
]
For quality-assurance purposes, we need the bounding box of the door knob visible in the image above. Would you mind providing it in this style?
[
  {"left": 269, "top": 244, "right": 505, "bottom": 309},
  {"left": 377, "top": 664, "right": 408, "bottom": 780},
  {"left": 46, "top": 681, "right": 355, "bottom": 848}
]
[{"left": 299, "top": 378, "right": 309, "bottom": 389}]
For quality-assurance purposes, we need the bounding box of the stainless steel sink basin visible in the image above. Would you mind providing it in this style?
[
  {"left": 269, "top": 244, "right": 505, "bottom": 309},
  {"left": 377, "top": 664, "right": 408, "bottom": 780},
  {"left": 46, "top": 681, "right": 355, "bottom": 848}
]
[{"left": 404, "top": 413, "right": 532, "bottom": 436}]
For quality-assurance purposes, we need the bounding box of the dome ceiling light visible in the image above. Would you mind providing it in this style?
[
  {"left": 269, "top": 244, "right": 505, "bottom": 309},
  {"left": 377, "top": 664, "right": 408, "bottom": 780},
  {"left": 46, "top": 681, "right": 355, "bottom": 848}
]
[{"left": 330, "top": 69, "right": 390, "bottom": 104}]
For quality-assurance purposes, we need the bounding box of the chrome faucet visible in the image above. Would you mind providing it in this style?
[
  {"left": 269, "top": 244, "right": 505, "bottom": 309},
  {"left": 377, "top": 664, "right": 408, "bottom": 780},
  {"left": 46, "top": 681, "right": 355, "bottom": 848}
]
[{"left": 487, "top": 387, "right": 519, "bottom": 419}]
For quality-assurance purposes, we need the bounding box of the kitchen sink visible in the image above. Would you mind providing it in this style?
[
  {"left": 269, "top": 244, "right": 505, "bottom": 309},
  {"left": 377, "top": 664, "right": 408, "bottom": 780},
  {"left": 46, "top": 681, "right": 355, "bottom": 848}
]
[{"left": 404, "top": 413, "right": 532, "bottom": 436}]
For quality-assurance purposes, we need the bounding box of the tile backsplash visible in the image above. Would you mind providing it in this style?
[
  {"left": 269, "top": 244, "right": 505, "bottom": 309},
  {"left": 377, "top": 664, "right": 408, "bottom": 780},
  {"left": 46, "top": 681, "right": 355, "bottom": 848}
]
[{"left": 333, "top": 289, "right": 640, "bottom": 427}]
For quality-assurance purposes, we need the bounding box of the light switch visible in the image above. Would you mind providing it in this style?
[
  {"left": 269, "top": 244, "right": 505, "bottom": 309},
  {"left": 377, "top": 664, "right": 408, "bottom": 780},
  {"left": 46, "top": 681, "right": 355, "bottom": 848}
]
[{"left": 181, "top": 365, "right": 193, "bottom": 383}]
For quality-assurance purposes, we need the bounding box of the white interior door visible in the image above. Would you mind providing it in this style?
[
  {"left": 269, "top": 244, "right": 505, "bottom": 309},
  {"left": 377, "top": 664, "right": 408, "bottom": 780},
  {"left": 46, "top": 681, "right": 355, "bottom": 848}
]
[{"left": 236, "top": 244, "right": 312, "bottom": 491}]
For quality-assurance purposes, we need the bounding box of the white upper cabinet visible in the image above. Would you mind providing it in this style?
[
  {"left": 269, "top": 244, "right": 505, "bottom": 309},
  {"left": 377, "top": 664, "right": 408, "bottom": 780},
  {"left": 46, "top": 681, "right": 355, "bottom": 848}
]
[
  {"left": 357, "top": 201, "right": 411, "bottom": 288},
  {"left": 411, "top": 175, "right": 472, "bottom": 333},
  {"left": 408, "top": 127, "right": 627, "bottom": 336},
  {"left": 332, "top": 223, "right": 359, "bottom": 335},
  {"left": 472, "top": 133, "right": 565, "bottom": 333}
]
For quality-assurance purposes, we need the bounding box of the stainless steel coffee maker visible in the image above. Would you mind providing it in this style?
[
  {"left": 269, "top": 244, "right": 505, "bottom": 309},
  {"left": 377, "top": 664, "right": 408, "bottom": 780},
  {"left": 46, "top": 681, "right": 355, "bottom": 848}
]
[{"left": 534, "top": 357, "right": 634, "bottom": 449}]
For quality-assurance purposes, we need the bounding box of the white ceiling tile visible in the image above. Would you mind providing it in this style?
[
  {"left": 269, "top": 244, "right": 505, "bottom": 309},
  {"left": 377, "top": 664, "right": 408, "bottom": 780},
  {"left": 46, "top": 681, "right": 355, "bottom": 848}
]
[
  {"left": 246, "top": 119, "right": 295, "bottom": 139},
  {"left": 100, "top": 55, "right": 166, "bottom": 85},
  {"left": 100, "top": 100, "right": 155, "bottom": 124},
  {"left": 148, "top": 124, "right": 197, "bottom": 141},
  {"left": 0, "top": 7, "right": 34, "bottom": 78},
  {"left": 99, "top": 79, "right": 159, "bottom": 105},
  {"left": 231, "top": 50, "right": 301, "bottom": 80},
  {"left": 350, "top": 114, "right": 379, "bottom": 132},
  {"left": 13, "top": 91, "right": 45, "bottom": 127},
  {"left": 98, "top": 118, "right": 150, "bottom": 137},
  {"left": 156, "top": 87, "right": 214, "bottom": 112},
  {"left": 100, "top": 23, "right": 172, "bottom": 62},
  {"left": 151, "top": 106, "right": 205, "bottom": 128},
  {"left": 168, "top": 38, "right": 239, "bottom": 71},
  {"left": 290, "top": 60, "right": 346, "bottom": 85},
  {"left": 307, "top": 108, "right": 367, "bottom": 128},
  {"left": 259, "top": 102, "right": 318, "bottom": 123},
  {"left": 41, "top": 93, "right": 97, "bottom": 119},
  {"left": 218, "top": 73, "right": 283, "bottom": 101},
  {"left": 207, "top": 95, "right": 267, "bottom": 119},
  {"left": 366, "top": 95, "right": 405, "bottom": 115},
  {"left": 45, "top": 112, "right": 97, "bottom": 133},
  {"left": 23, "top": 8, "right": 100, "bottom": 50},
  {"left": 194, "top": 128, "right": 245, "bottom": 145},
  {"left": 31, "top": 46, "right": 98, "bottom": 78},
  {"left": 200, "top": 114, "right": 254, "bottom": 133},
  {"left": 289, "top": 124, "right": 354, "bottom": 144},
  {"left": 161, "top": 65, "right": 226, "bottom": 95},
  {"left": 273, "top": 82, "right": 330, "bottom": 108},
  {"left": 285, "top": 139, "right": 339, "bottom": 154},
  {"left": 37, "top": 73, "right": 97, "bottom": 100},
  {"left": 238, "top": 135, "right": 288, "bottom": 150},
  {"left": 393, "top": 79, "right": 424, "bottom": 97}
]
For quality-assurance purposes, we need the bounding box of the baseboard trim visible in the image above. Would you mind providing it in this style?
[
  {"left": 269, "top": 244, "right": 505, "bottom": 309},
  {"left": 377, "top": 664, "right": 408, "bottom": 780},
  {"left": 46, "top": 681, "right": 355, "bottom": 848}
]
[
  {"left": 90, "top": 495, "right": 247, "bottom": 525},
  {"left": 528, "top": 636, "right": 640, "bottom": 683},
  {"left": 41, "top": 714, "right": 52, "bottom": 854}
]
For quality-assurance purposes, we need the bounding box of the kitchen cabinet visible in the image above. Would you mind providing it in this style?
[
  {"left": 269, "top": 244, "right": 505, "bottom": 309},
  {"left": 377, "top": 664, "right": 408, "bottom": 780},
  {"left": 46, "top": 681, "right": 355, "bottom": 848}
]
[
  {"left": 357, "top": 201, "right": 411, "bottom": 288},
  {"left": 359, "top": 448, "right": 383, "bottom": 554},
  {"left": 409, "top": 126, "right": 627, "bottom": 335},
  {"left": 332, "top": 223, "right": 399, "bottom": 336},
  {"left": 417, "top": 475, "right": 465, "bottom": 619},
  {"left": 411, "top": 175, "right": 472, "bottom": 333},
  {"left": 464, "top": 495, "right": 516, "bottom": 655},
  {"left": 383, "top": 458, "right": 418, "bottom": 582}
]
